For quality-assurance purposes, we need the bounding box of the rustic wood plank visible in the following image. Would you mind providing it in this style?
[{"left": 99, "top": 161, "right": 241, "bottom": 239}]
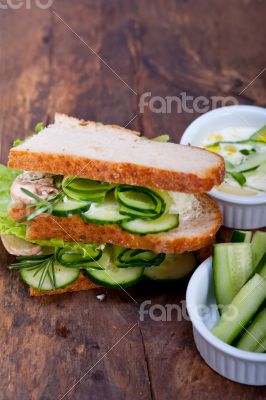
[
  {"left": 0, "top": 240, "right": 152, "bottom": 400},
  {"left": 0, "top": 7, "right": 52, "bottom": 164},
  {"left": 131, "top": 0, "right": 266, "bottom": 399},
  {"left": 135, "top": 0, "right": 266, "bottom": 141},
  {"left": 0, "top": 3, "right": 151, "bottom": 400}
]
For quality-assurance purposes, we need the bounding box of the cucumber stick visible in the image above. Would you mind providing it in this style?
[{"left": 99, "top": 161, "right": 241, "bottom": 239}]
[
  {"left": 213, "top": 243, "right": 253, "bottom": 307},
  {"left": 231, "top": 230, "right": 252, "bottom": 243},
  {"left": 212, "top": 273, "right": 266, "bottom": 344},
  {"left": 251, "top": 231, "right": 266, "bottom": 269},
  {"left": 236, "top": 308, "right": 266, "bottom": 352},
  {"left": 144, "top": 252, "right": 196, "bottom": 281},
  {"left": 254, "top": 336, "right": 266, "bottom": 352},
  {"left": 255, "top": 252, "right": 266, "bottom": 277}
]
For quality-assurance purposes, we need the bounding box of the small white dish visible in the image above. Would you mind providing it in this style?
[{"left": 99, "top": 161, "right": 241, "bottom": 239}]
[
  {"left": 180, "top": 105, "right": 266, "bottom": 229},
  {"left": 186, "top": 257, "right": 266, "bottom": 386}
]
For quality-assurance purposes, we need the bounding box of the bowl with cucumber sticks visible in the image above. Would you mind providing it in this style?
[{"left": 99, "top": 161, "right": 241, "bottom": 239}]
[
  {"left": 180, "top": 105, "right": 266, "bottom": 229},
  {"left": 186, "top": 229, "right": 266, "bottom": 385}
]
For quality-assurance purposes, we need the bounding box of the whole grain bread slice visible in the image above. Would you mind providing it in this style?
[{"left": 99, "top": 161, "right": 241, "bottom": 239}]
[
  {"left": 8, "top": 114, "right": 225, "bottom": 193},
  {"left": 9, "top": 194, "right": 222, "bottom": 254}
]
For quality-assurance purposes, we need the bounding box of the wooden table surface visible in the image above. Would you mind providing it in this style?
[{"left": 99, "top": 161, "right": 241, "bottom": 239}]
[{"left": 0, "top": 1, "right": 266, "bottom": 399}]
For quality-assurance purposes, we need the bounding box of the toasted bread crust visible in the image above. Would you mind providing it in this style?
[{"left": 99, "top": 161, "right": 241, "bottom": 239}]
[
  {"left": 29, "top": 273, "right": 99, "bottom": 296},
  {"left": 8, "top": 149, "right": 225, "bottom": 193},
  {"left": 9, "top": 194, "right": 222, "bottom": 254}
]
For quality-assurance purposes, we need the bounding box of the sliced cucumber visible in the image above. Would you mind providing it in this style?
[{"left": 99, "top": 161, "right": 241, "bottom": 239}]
[
  {"left": 243, "top": 163, "right": 266, "bottom": 192},
  {"left": 228, "top": 153, "right": 266, "bottom": 173},
  {"left": 63, "top": 177, "right": 111, "bottom": 193},
  {"left": 121, "top": 214, "right": 179, "bottom": 234},
  {"left": 114, "top": 246, "right": 165, "bottom": 268},
  {"left": 81, "top": 195, "right": 130, "bottom": 224},
  {"left": 231, "top": 230, "right": 252, "bottom": 243},
  {"left": 115, "top": 185, "right": 166, "bottom": 220},
  {"left": 211, "top": 273, "right": 266, "bottom": 344},
  {"left": 63, "top": 186, "right": 106, "bottom": 203},
  {"left": 85, "top": 248, "right": 143, "bottom": 288},
  {"left": 62, "top": 177, "right": 112, "bottom": 202},
  {"left": 52, "top": 198, "right": 90, "bottom": 217},
  {"left": 249, "top": 125, "right": 266, "bottom": 143},
  {"left": 20, "top": 261, "right": 79, "bottom": 291},
  {"left": 255, "top": 161, "right": 266, "bottom": 174},
  {"left": 236, "top": 308, "right": 266, "bottom": 352},
  {"left": 144, "top": 252, "right": 196, "bottom": 281},
  {"left": 213, "top": 243, "right": 253, "bottom": 308},
  {"left": 251, "top": 231, "right": 266, "bottom": 269},
  {"left": 83, "top": 250, "right": 111, "bottom": 270},
  {"left": 55, "top": 245, "right": 102, "bottom": 267}
]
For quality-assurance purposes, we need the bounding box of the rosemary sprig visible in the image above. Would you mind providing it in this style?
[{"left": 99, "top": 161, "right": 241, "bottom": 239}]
[
  {"left": 38, "top": 258, "right": 52, "bottom": 290},
  {"left": 19, "top": 188, "right": 63, "bottom": 223},
  {"left": 9, "top": 254, "right": 56, "bottom": 290}
]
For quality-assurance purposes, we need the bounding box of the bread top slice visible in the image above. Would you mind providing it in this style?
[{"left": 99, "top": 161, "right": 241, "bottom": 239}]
[
  {"left": 53, "top": 113, "right": 141, "bottom": 136},
  {"left": 9, "top": 193, "right": 222, "bottom": 254},
  {"left": 8, "top": 114, "right": 225, "bottom": 193}
]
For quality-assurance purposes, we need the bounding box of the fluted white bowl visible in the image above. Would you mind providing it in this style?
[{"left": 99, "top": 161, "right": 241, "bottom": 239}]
[
  {"left": 186, "top": 257, "right": 266, "bottom": 385},
  {"left": 180, "top": 105, "right": 266, "bottom": 229}
]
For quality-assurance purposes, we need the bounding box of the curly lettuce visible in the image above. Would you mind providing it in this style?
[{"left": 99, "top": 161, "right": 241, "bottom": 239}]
[
  {"left": 0, "top": 164, "right": 20, "bottom": 217},
  {"left": 0, "top": 164, "right": 101, "bottom": 252}
]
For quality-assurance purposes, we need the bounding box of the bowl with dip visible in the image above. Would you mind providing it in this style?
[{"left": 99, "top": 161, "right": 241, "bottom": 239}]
[{"left": 180, "top": 105, "right": 266, "bottom": 229}]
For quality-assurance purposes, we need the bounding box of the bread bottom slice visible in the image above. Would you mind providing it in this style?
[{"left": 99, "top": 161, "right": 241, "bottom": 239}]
[
  {"left": 29, "top": 273, "right": 99, "bottom": 296},
  {"left": 10, "top": 194, "right": 222, "bottom": 254}
]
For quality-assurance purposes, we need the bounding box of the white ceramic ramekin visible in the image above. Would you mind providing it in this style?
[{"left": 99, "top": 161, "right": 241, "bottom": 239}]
[
  {"left": 186, "top": 257, "right": 266, "bottom": 386},
  {"left": 180, "top": 105, "right": 266, "bottom": 229}
]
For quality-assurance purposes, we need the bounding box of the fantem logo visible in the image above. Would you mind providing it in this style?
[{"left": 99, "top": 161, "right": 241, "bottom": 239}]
[
  {"left": 0, "top": 0, "right": 53, "bottom": 9},
  {"left": 139, "top": 92, "right": 238, "bottom": 114}
]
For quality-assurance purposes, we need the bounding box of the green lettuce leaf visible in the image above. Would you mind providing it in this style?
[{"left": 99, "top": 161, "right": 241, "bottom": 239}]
[
  {"left": 0, "top": 214, "right": 95, "bottom": 249},
  {"left": 0, "top": 164, "right": 21, "bottom": 216},
  {"left": 0, "top": 214, "right": 66, "bottom": 247},
  {"left": 0, "top": 164, "right": 102, "bottom": 252},
  {"left": 0, "top": 214, "right": 103, "bottom": 253},
  {"left": 0, "top": 163, "right": 65, "bottom": 247}
]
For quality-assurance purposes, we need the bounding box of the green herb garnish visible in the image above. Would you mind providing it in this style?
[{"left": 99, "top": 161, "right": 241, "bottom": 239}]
[
  {"left": 9, "top": 254, "right": 56, "bottom": 290},
  {"left": 240, "top": 148, "right": 256, "bottom": 156},
  {"left": 231, "top": 172, "right": 246, "bottom": 186},
  {"left": 18, "top": 188, "right": 63, "bottom": 223}
]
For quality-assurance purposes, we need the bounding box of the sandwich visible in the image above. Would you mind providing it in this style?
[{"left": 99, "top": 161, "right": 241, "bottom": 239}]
[{"left": 0, "top": 114, "right": 225, "bottom": 296}]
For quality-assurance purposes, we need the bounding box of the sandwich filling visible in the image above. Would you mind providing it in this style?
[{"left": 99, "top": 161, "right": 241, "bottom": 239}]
[
  {"left": 10, "top": 171, "right": 199, "bottom": 235},
  {"left": 0, "top": 164, "right": 197, "bottom": 292}
]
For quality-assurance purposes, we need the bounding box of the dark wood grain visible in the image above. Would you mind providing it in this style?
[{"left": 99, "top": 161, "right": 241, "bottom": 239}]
[{"left": 0, "top": 1, "right": 266, "bottom": 399}]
